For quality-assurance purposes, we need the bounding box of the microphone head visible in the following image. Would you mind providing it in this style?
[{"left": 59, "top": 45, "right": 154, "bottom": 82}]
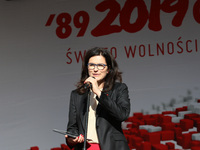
[
  {"left": 82, "top": 77, "right": 95, "bottom": 89},
  {"left": 83, "top": 82, "right": 91, "bottom": 89}
]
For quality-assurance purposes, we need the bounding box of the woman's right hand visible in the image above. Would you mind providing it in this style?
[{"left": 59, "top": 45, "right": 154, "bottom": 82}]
[{"left": 65, "top": 134, "right": 84, "bottom": 146}]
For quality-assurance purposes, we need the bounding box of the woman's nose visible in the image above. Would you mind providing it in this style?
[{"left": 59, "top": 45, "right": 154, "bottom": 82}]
[{"left": 94, "top": 66, "right": 98, "bottom": 71}]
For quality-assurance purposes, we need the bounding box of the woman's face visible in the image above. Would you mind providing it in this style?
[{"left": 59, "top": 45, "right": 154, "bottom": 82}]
[{"left": 87, "top": 55, "right": 109, "bottom": 82}]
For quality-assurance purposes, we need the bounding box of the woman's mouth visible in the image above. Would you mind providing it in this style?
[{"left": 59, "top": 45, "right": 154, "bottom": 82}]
[{"left": 93, "top": 74, "right": 99, "bottom": 77}]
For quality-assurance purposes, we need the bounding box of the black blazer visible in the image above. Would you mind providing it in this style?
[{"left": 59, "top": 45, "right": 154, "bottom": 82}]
[{"left": 66, "top": 82, "right": 130, "bottom": 150}]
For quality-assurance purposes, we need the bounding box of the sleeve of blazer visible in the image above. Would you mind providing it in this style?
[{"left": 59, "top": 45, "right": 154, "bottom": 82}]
[
  {"left": 96, "top": 83, "right": 130, "bottom": 122},
  {"left": 66, "top": 90, "right": 79, "bottom": 136}
]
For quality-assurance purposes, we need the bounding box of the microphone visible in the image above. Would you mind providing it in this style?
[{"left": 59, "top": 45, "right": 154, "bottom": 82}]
[
  {"left": 83, "top": 77, "right": 95, "bottom": 89},
  {"left": 83, "top": 82, "right": 92, "bottom": 89}
]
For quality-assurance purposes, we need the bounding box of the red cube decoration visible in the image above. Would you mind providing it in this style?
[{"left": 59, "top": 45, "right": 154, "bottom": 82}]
[
  {"left": 139, "top": 141, "right": 151, "bottom": 150},
  {"left": 30, "top": 147, "right": 39, "bottom": 150},
  {"left": 145, "top": 132, "right": 161, "bottom": 144},
  {"left": 152, "top": 144, "right": 168, "bottom": 150},
  {"left": 161, "top": 130, "right": 175, "bottom": 141},
  {"left": 180, "top": 119, "right": 194, "bottom": 131},
  {"left": 166, "top": 142, "right": 175, "bottom": 149}
]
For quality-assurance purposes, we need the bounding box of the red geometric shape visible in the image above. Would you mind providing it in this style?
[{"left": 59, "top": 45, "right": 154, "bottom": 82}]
[
  {"left": 162, "top": 111, "right": 176, "bottom": 115},
  {"left": 129, "top": 135, "right": 143, "bottom": 147},
  {"left": 193, "top": 118, "right": 200, "bottom": 127},
  {"left": 125, "top": 134, "right": 131, "bottom": 145},
  {"left": 191, "top": 141, "right": 200, "bottom": 147},
  {"left": 123, "top": 129, "right": 130, "bottom": 135},
  {"left": 152, "top": 144, "right": 168, "bottom": 150},
  {"left": 197, "top": 121, "right": 200, "bottom": 132},
  {"left": 132, "top": 122, "right": 140, "bottom": 129},
  {"left": 191, "top": 146, "right": 200, "bottom": 150},
  {"left": 173, "top": 127, "right": 182, "bottom": 140},
  {"left": 144, "top": 118, "right": 157, "bottom": 126},
  {"left": 177, "top": 136, "right": 183, "bottom": 146},
  {"left": 180, "top": 119, "right": 194, "bottom": 131},
  {"left": 159, "top": 115, "right": 172, "bottom": 124},
  {"left": 184, "top": 113, "right": 200, "bottom": 120},
  {"left": 138, "top": 129, "right": 149, "bottom": 140},
  {"left": 175, "top": 107, "right": 187, "bottom": 116},
  {"left": 129, "top": 128, "right": 139, "bottom": 135},
  {"left": 140, "top": 141, "right": 151, "bottom": 150},
  {"left": 145, "top": 132, "right": 161, "bottom": 144},
  {"left": 161, "top": 123, "right": 175, "bottom": 131},
  {"left": 160, "top": 130, "right": 174, "bottom": 141},
  {"left": 165, "top": 142, "right": 175, "bottom": 149},
  {"left": 181, "top": 133, "right": 192, "bottom": 149},
  {"left": 125, "top": 116, "right": 136, "bottom": 122},
  {"left": 133, "top": 112, "right": 143, "bottom": 119},
  {"left": 30, "top": 147, "right": 39, "bottom": 150},
  {"left": 127, "top": 123, "right": 133, "bottom": 128}
]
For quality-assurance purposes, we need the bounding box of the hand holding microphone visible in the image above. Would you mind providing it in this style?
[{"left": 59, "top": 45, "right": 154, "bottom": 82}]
[
  {"left": 84, "top": 77, "right": 102, "bottom": 97},
  {"left": 83, "top": 77, "right": 95, "bottom": 89}
]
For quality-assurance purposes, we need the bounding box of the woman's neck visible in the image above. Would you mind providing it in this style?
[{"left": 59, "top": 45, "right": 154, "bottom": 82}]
[{"left": 98, "top": 80, "right": 105, "bottom": 89}]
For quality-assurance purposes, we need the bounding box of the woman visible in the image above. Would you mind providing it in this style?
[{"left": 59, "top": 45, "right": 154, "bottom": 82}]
[{"left": 65, "top": 47, "right": 130, "bottom": 150}]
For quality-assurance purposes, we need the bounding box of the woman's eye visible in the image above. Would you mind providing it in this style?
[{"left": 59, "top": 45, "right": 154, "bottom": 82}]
[{"left": 100, "top": 65, "right": 104, "bottom": 68}]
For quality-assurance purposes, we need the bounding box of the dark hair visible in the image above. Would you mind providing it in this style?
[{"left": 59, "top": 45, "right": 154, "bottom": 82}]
[{"left": 77, "top": 47, "right": 122, "bottom": 94}]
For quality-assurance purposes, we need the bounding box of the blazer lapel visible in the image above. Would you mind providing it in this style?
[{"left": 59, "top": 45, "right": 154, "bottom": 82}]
[{"left": 96, "top": 90, "right": 112, "bottom": 125}]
